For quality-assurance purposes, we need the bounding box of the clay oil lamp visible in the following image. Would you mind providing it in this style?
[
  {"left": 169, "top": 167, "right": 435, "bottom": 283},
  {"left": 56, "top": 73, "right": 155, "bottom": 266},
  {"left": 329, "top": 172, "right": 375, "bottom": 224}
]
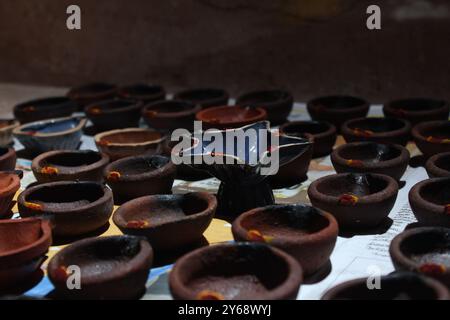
[
  {"left": 142, "top": 100, "right": 201, "bottom": 132},
  {"left": 341, "top": 117, "right": 411, "bottom": 146},
  {"left": 331, "top": 142, "right": 410, "bottom": 181},
  {"left": 308, "top": 173, "right": 398, "bottom": 230},
  {"left": 104, "top": 155, "right": 176, "bottom": 204},
  {"left": 85, "top": 99, "right": 143, "bottom": 132},
  {"left": 94, "top": 128, "right": 165, "bottom": 161},
  {"left": 0, "top": 147, "right": 17, "bottom": 171},
  {"left": 48, "top": 235, "right": 153, "bottom": 299},
  {"left": 412, "top": 120, "right": 450, "bottom": 158},
  {"left": 280, "top": 121, "right": 337, "bottom": 158},
  {"left": 0, "top": 172, "right": 21, "bottom": 219},
  {"left": 409, "top": 178, "right": 450, "bottom": 227},
  {"left": 174, "top": 88, "right": 229, "bottom": 109},
  {"left": 322, "top": 272, "right": 449, "bottom": 300},
  {"left": 31, "top": 150, "right": 109, "bottom": 184},
  {"left": 13, "top": 97, "right": 77, "bottom": 124},
  {"left": 113, "top": 192, "right": 216, "bottom": 251},
  {"left": 13, "top": 116, "right": 86, "bottom": 153},
  {"left": 0, "top": 119, "right": 19, "bottom": 146},
  {"left": 169, "top": 242, "right": 303, "bottom": 300},
  {"left": 236, "top": 90, "right": 294, "bottom": 125},
  {"left": 18, "top": 181, "right": 113, "bottom": 237},
  {"left": 307, "top": 95, "right": 369, "bottom": 130},
  {"left": 232, "top": 204, "right": 338, "bottom": 276},
  {"left": 0, "top": 218, "right": 52, "bottom": 291},
  {"left": 117, "top": 83, "right": 165, "bottom": 103},
  {"left": 426, "top": 152, "right": 450, "bottom": 178},
  {"left": 196, "top": 105, "right": 267, "bottom": 130},
  {"left": 67, "top": 82, "right": 117, "bottom": 110},
  {"left": 384, "top": 98, "right": 449, "bottom": 126},
  {"left": 390, "top": 227, "right": 450, "bottom": 288}
]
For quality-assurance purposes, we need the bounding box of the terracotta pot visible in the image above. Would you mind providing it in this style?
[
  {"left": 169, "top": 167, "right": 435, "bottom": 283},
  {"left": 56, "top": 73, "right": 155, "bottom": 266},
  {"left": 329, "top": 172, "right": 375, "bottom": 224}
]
[
  {"left": 307, "top": 95, "right": 369, "bottom": 130},
  {"left": 0, "top": 147, "right": 17, "bottom": 171},
  {"left": 342, "top": 117, "right": 411, "bottom": 146},
  {"left": 0, "top": 172, "right": 21, "bottom": 219},
  {"left": 48, "top": 235, "right": 153, "bottom": 299},
  {"left": 322, "top": 272, "right": 450, "bottom": 300},
  {"left": 117, "top": 83, "right": 165, "bottom": 103},
  {"left": 174, "top": 88, "right": 229, "bottom": 109},
  {"left": 426, "top": 152, "right": 450, "bottom": 178},
  {"left": 169, "top": 242, "right": 303, "bottom": 300},
  {"left": 384, "top": 98, "right": 450, "bottom": 127},
  {"left": 331, "top": 142, "right": 410, "bottom": 181},
  {"left": 232, "top": 204, "right": 338, "bottom": 276},
  {"left": 94, "top": 128, "right": 165, "bottom": 161},
  {"left": 31, "top": 150, "right": 109, "bottom": 183},
  {"left": 14, "top": 97, "right": 77, "bottom": 124},
  {"left": 67, "top": 83, "right": 117, "bottom": 110},
  {"left": 280, "top": 121, "right": 337, "bottom": 158},
  {"left": 236, "top": 90, "right": 293, "bottom": 125},
  {"left": 104, "top": 155, "right": 176, "bottom": 203},
  {"left": 409, "top": 178, "right": 450, "bottom": 227},
  {"left": 113, "top": 192, "right": 216, "bottom": 251},
  {"left": 18, "top": 181, "right": 114, "bottom": 237},
  {"left": 0, "top": 119, "right": 19, "bottom": 146},
  {"left": 412, "top": 120, "right": 450, "bottom": 158},
  {"left": 142, "top": 100, "right": 200, "bottom": 132},
  {"left": 390, "top": 227, "right": 450, "bottom": 288},
  {"left": 308, "top": 173, "right": 398, "bottom": 229},
  {"left": 0, "top": 218, "right": 52, "bottom": 290},
  {"left": 196, "top": 105, "right": 267, "bottom": 129}
]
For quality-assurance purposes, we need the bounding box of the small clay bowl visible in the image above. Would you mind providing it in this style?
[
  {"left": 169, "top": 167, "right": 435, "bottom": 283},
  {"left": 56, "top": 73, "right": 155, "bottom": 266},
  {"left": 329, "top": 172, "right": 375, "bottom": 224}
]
[
  {"left": 341, "top": 117, "right": 411, "bottom": 146},
  {"left": 0, "top": 218, "right": 52, "bottom": 290},
  {"left": 142, "top": 100, "right": 201, "bottom": 131},
  {"left": 117, "top": 83, "right": 165, "bottom": 103},
  {"left": 308, "top": 173, "right": 398, "bottom": 229},
  {"left": 384, "top": 98, "right": 450, "bottom": 126},
  {"left": 409, "top": 178, "right": 450, "bottom": 227},
  {"left": 48, "top": 235, "right": 153, "bottom": 299},
  {"left": 0, "top": 172, "right": 21, "bottom": 219},
  {"left": 0, "top": 119, "right": 19, "bottom": 146},
  {"left": 307, "top": 95, "right": 369, "bottom": 130},
  {"left": 94, "top": 128, "right": 165, "bottom": 161},
  {"left": 412, "top": 120, "right": 450, "bottom": 158},
  {"left": 232, "top": 204, "right": 338, "bottom": 276},
  {"left": 390, "top": 227, "right": 450, "bottom": 288},
  {"left": 280, "top": 121, "right": 337, "bottom": 158},
  {"left": 113, "top": 192, "right": 217, "bottom": 251},
  {"left": 85, "top": 99, "right": 143, "bottom": 132},
  {"left": 236, "top": 90, "right": 294, "bottom": 125},
  {"left": 67, "top": 82, "right": 117, "bottom": 110},
  {"left": 196, "top": 105, "right": 267, "bottom": 130},
  {"left": 31, "top": 150, "right": 109, "bottom": 183},
  {"left": 104, "top": 155, "right": 176, "bottom": 203},
  {"left": 18, "top": 181, "right": 114, "bottom": 237},
  {"left": 331, "top": 142, "right": 410, "bottom": 181},
  {"left": 426, "top": 152, "right": 450, "bottom": 178},
  {"left": 0, "top": 147, "right": 17, "bottom": 171},
  {"left": 14, "top": 97, "right": 77, "bottom": 124},
  {"left": 169, "top": 242, "right": 303, "bottom": 300},
  {"left": 174, "top": 88, "right": 229, "bottom": 109},
  {"left": 322, "top": 272, "right": 450, "bottom": 300}
]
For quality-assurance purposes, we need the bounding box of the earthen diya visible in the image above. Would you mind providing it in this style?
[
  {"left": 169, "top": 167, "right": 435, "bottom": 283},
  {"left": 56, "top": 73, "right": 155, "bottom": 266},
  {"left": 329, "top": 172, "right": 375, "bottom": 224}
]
[
  {"left": 142, "top": 100, "right": 201, "bottom": 131},
  {"left": 412, "top": 120, "right": 450, "bottom": 158},
  {"left": 67, "top": 82, "right": 117, "bottom": 110},
  {"left": 117, "top": 83, "right": 165, "bottom": 103},
  {"left": 384, "top": 98, "right": 450, "bottom": 126},
  {"left": 174, "top": 88, "right": 229, "bottom": 109},
  {"left": 0, "top": 119, "right": 20, "bottom": 146},
  {"left": 0, "top": 172, "right": 21, "bottom": 219},
  {"left": 426, "top": 152, "right": 450, "bottom": 178},
  {"left": 0, "top": 147, "right": 17, "bottom": 171},
  {"left": 195, "top": 105, "right": 267, "bottom": 130},
  {"left": 14, "top": 97, "right": 77, "bottom": 124}
]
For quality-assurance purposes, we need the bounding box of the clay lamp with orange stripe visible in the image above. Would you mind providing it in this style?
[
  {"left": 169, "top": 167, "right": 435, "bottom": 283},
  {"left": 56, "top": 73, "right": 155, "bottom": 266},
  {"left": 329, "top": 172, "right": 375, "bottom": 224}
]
[
  {"left": 169, "top": 242, "right": 303, "bottom": 300},
  {"left": 308, "top": 173, "right": 398, "bottom": 230},
  {"left": 390, "top": 227, "right": 450, "bottom": 288},
  {"left": 117, "top": 83, "right": 165, "bottom": 104},
  {"left": 426, "top": 152, "right": 450, "bottom": 178},
  {"left": 331, "top": 142, "right": 410, "bottom": 181},
  {"left": 412, "top": 120, "right": 450, "bottom": 158},
  {"left": 174, "top": 88, "right": 229, "bottom": 109},
  {"left": 67, "top": 82, "right": 117, "bottom": 111},
  {"left": 232, "top": 204, "right": 338, "bottom": 276},
  {"left": 409, "top": 177, "right": 450, "bottom": 227},
  {"left": 13, "top": 97, "right": 78, "bottom": 124}
]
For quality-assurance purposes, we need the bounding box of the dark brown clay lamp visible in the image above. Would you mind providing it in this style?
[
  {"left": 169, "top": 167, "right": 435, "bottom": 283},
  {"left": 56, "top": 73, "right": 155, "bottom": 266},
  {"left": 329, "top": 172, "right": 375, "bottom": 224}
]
[
  {"left": 236, "top": 90, "right": 294, "bottom": 125},
  {"left": 409, "top": 178, "right": 450, "bottom": 227},
  {"left": 113, "top": 192, "right": 216, "bottom": 251},
  {"left": 412, "top": 120, "right": 450, "bottom": 158},
  {"left": 322, "top": 272, "right": 449, "bottom": 300},
  {"left": 426, "top": 152, "right": 450, "bottom": 178},
  {"left": 232, "top": 204, "right": 338, "bottom": 276},
  {"left": 341, "top": 117, "right": 411, "bottom": 146},
  {"left": 67, "top": 82, "right": 117, "bottom": 110},
  {"left": 18, "top": 181, "right": 114, "bottom": 237},
  {"left": 195, "top": 105, "right": 267, "bottom": 130},
  {"left": 384, "top": 98, "right": 449, "bottom": 127},
  {"left": 308, "top": 173, "right": 398, "bottom": 230},
  {"left": 169, "top": 242, "right": 303, "bottom": 300},
  {"left": 31, "top": 150, "right": 109, "bottom": 183},
  {"left": 279, "top": 121, "right": 337, "bottom": 158},
  {"left": 174, "top": 88, "right": 229, "bottom": 109},
  {"left": 390, "top": 227, "right": 450, "bottom": 288},
  {"left": 117, "top": 83, "right": 165, "bottom": 103},
  {"left": 331, "top": 142, "right": 410, "bottom": 181},
  {"left": 0, "top": 172, "right": 21, "bottom": 219},
  {"left": 0, "top": 147, "right": 17, "bottom": 171},
  {"left": 48, "top": 235, "right": 153, "bottom": 300},
  {"left": 14, "top": 97, "right": 77, "bottom": 124}
]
